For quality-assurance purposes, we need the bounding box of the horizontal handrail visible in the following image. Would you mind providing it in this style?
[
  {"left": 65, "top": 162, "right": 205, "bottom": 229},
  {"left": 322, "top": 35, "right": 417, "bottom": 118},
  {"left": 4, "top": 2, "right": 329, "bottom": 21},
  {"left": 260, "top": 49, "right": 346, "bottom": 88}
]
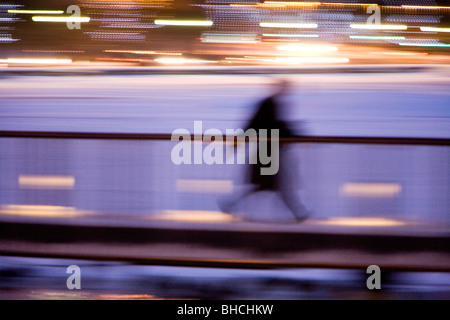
[
  {"left": 0, "top": 131, "right": 449, "bottom": 146},
  {"left": 0, "top": 219, "right": 448, "bottom": 272}
]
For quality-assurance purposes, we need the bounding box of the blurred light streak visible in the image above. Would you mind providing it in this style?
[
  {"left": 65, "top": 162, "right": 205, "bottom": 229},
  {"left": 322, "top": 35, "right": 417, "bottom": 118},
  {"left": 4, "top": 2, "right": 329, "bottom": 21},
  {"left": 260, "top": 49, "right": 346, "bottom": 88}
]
[
  {"left": 23, "top": 50, "right": 84, "bottom": 53},
  {"left": 263, "top": 1, "right": 321, "bottom": 6},
  {"left": 200, "top": 34, "right": 260, "bottom": 44},
  {"left": 350, "top": 35, "right": 405, "bottom": 40},
  {"left": 154, "top": 58, "right": 217, "bottom": 64},
  {"left": 8, "top": 10, "right": 64, "bottom": 15},
  {"left": 176, "top": 180, "right": 233, "bottom": 194},
  {"left": 0, "top": 205, "right": 88, "bottom": 218},
  {"left": 86, "top": 32, "right": 145, "bottom": 41},
  {"left": 231, "top": 2, "right": 321, "bottom": 8},
  {"left": 0, "top": 58, "right": 72, "bottom": 64},
  {"left": 263, "top": 34, "right": 319, "bottom": 38},
  {"left": 0, "top": 18, "right": 16, "bottom": 22},
  {"left": 401, "top": 5, "right": 450, "bottom": 10},
  {"left": 228, "top": 4, "right": 256, "bottom": 7},
  {"left": 260, "top": 22, "right": 318, "bottom": 29},
  {"left": 314, "top": 217, "right": 407, "bottom": 227},
  {"left": 28, "top": 291, "right": 92, "bottom": 300},
  {"left": 18, "top": 175, "right": 75, "bottom": 190},
  {"left": 32, "top": 16, "right": 90, "bottom": 23},
  {"left": 275, "top": 57, "right": 349, "bottom": 63},
  {"left": 96, "top": 57, "right": 153, "bottom": 62},
  {"left": 322, "top": 2, "right": 377, "bottom": 6},
  {"left": 371, "top": 51, "right": 428, "bottom": 56},
  {"left": 225, "top": 56, "right": 349, "bottom": 64},
  {"left": 340, "top": 183, "right": 401, "bottom": 198},
  {"left": 428, "top": 55, "right": 450, "bottom": 61},
  {"left": 104, "top": 50, "right": 182, "bottom": 56},
  {"left": 350, "top": 24, "right": 407, "bottom": 30},
  {"left": 224, "top": 57, "right": 274, "bottom": 63},
  {"left": 154, "top": 20, "right": 213, "bottom": 27},
  {"left": 152, "top": 210, "right": 238, "bottom": 223},
  {"left": 276, "top": 45, "right": 338, "bottom": 52},
  {"left": 420, "top": 27, "right": 450, "bottom": 33},
  {"left": 97, "top": 294, "right": 158, "bottom": 300},
  {"left": 201, "top": 39, "right": 260, "bottom": 44},
  {"left": 0, "top": 38, "right": 19, "bottom": 43},
  {"left": 399, "top": 43, "right": 450, "bottom": 47}
]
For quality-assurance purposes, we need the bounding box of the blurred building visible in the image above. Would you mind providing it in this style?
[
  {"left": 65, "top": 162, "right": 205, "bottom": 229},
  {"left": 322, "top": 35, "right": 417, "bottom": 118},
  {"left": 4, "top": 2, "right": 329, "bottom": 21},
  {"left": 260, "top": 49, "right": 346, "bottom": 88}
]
[{"left": 1, "top": 1, "right": 449, "bottom": 63}]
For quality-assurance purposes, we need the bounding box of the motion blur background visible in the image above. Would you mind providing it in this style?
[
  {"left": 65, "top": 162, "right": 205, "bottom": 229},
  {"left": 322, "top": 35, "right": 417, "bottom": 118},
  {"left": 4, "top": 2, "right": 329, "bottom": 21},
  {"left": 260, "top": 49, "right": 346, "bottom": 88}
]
[
  {"left": 0, "top": 0, "right": 449, "bottom": 300},
  {"left": 1, "top": 0, "right": 450, "bottom": 64}
]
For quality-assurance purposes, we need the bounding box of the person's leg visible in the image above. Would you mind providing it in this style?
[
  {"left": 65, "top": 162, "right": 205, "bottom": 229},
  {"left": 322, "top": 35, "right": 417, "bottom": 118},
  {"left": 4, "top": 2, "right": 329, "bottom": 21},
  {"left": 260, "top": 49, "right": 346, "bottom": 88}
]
[{"left": 278, "top": 187, "right": 310, "bottom": 222}]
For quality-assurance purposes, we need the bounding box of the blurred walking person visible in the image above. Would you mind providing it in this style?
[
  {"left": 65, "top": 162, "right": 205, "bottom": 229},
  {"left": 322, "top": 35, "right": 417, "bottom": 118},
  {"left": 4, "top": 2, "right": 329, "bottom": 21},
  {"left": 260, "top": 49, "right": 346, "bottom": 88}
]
[{"left": 220, "top": 79, "right": 310, "bottom": 222}]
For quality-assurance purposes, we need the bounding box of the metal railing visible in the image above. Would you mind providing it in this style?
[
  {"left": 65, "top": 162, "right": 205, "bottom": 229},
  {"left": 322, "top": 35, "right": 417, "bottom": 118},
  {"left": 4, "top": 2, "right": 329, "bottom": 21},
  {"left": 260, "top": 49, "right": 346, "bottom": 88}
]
[
  {"left": 0, "top": 131, "right": 449, "bottom": 270},
  {"left": 0, "top": 131, "right": 448, "bottom": 225}
]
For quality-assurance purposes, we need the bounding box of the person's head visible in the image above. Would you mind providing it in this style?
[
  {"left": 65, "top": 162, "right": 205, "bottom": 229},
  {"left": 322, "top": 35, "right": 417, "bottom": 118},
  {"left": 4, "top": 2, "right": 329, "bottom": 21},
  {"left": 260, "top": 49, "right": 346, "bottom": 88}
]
[{"left": 273, "top": 78, "right": 291, "bottom": 97}]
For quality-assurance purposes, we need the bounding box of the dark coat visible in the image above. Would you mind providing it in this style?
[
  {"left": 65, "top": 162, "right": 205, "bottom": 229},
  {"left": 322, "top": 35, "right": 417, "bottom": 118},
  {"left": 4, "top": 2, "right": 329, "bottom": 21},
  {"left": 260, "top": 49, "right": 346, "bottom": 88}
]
[{"left": 246, "top": 95, "right": 294, "bottom": 190}]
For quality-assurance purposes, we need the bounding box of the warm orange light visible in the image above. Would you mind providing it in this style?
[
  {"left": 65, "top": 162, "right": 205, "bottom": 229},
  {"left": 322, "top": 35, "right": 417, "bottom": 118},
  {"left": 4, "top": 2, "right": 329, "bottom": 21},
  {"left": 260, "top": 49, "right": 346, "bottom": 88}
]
[
  {"left": 401, "top": 5, "right": 450, "bottom": 10},
  {"left": 263, "top": 1, "right": 321, "bottom": 6},
  {"left": 104, "top": 50, "right": 183, "bottom": 56},
  {"left": 340, "top": 183, "right": 402, "bottom": 197},
  {"left": 313, "top": 217, "right": 408, "bottom": 227},
  {"left": 19, "top": 175, "right": 75, "bottom": 189},
  {"left": 371, "top": 51, "right": 428, "bottom": 56},
  {"left": 0, "top": 205, "right": 89, "bottom": 218},
  {"left": 151, "top": 210, "right": 238, "bottom": 223},
  {"left": 322, "top": 2, "right": 377, "bottom": 6}
]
